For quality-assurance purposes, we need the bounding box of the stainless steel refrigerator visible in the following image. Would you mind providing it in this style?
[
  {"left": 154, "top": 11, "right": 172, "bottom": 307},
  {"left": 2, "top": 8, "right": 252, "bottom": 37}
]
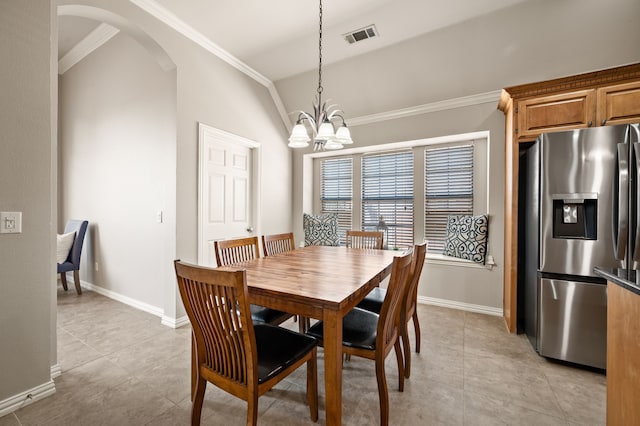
[{"left": 522, "top": 123, "right": 640, "bottom": 369}]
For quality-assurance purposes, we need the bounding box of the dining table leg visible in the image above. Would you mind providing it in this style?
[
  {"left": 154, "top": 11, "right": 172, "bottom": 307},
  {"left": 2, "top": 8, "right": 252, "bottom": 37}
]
[{"left": 323, "top": 309, "right": 343, "bottom": 426}]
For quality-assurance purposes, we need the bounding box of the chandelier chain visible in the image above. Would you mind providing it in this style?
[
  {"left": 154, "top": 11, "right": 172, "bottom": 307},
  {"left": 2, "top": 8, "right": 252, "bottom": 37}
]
[
  {"left": 288, "top": 0, "right": 353, "bottom": 150},
  {"left": 317, "top": 0, "right": 323, "bottom": 96}
]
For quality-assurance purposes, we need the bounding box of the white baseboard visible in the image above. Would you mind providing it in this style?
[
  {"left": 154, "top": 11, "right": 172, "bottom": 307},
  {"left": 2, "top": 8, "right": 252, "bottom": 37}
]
[
  {"left": 0, "top": 380, "right": 56, "bottom": 417},
  {"left": 50, "top": 364, "right": 61, "bottom": 379},
  {"left": 66, "top": 277, "right": 184, "bottom": 328},
  {"left": 77, "top": 279, "right": 164, "bottom": 318},
  {"left": 161, "top": 314, "right": 190, "bottom": 329},
  {"left": 417, "top": 295, "right": 503, "bottom": 317}
]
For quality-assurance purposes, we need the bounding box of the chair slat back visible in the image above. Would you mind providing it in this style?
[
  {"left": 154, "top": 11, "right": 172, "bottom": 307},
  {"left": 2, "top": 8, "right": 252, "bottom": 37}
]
[
  {"left": 346, "top": 230, "right": 384, "bottom": 249},
  {"left": 377, "top": 250, "right": 413, "bottom": 350},
  {"left": 214, "top": 237, "right": 260, "bottom": 266},
  {"left": 174, "top": 261, "right": 257, "bottom": 388},
  {"left": 262, "top": 233, "right": 295, "bottom": 256},
  {"left": 403, "top": 242, "right": 427, "bottom": 323}
]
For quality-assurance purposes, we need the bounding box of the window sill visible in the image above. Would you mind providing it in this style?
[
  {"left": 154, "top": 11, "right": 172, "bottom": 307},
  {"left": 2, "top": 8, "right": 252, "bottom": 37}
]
[{"left": 425, "top": 253, "right": 490, "bottom": 269}]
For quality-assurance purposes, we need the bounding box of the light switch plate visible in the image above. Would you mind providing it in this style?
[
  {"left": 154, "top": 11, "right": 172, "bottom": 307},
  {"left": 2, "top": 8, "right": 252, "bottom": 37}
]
[{"left": 0, "top": 212, "right": 22, "bottom": 234}]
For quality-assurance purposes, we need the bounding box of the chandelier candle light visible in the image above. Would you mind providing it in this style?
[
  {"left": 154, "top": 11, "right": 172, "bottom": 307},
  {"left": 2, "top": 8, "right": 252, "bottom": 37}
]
[{"left": 288, "top": 0, "right": 354, "bottom": 151}]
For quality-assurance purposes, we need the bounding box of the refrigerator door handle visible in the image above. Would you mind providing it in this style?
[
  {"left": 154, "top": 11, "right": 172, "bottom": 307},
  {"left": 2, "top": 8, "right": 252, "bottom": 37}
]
[
  {"left": 614, "top": 143, "right": 629, "bottom": 262},
  {"left": 634, "top": 142, "right": 640, "bottom": 263}
]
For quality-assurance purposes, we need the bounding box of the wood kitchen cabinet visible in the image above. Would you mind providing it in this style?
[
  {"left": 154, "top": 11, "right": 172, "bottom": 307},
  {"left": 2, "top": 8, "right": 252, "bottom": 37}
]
[
  {"left": 498, "top": 63, "right": 640, "bottom": 333},
  {"left": 597, "top": 80, "right": 640, "bottom": 127},
  {"left": 517, "top": 89, "right": 596, "bottom": 140}
]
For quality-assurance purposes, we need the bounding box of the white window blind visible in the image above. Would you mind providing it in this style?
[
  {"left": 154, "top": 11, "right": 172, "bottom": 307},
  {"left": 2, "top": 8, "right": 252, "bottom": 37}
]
[
  {"left": 320, "top": 158, "right": 353, "bottom": 245},
  {"left": 425, "top": 144, "right": 474, "bottom": 253},
  {"left": 362, "top": 151, "right": 414, "bottom": 249}
]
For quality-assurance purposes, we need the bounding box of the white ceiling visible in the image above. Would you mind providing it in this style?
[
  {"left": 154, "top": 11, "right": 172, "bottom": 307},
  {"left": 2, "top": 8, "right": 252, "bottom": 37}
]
[{"left": 58, "top": 0, "right": 529, "bottom": 81}]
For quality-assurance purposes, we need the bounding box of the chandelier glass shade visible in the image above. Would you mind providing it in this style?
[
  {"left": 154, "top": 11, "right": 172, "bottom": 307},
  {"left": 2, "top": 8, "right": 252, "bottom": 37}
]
[{"left": 288, "top": 0, "right": 354, "bottom": 151}]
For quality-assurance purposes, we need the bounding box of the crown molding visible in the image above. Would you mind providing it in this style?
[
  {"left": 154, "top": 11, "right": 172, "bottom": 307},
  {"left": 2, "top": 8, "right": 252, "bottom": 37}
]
[
  {"left": 267, "top": 84, "right": 293, "bottom": 130},
  {"left": 129, "top": 0, "right": 271, "bottom": 87},
  {"left": 58, "top": 23, "right": 119, "bottom": 75},
  {"left": 502, "top": 62, "right": 640, "bottom": 99},
  {"left": 128, "top": 1, "right": 500, "bottom": 135},
  {"left": 348, "top": 90, "right": 502, "bottom": 127},
  {"left": 128, "top": 0, "right": 292, "bottom": 130}
]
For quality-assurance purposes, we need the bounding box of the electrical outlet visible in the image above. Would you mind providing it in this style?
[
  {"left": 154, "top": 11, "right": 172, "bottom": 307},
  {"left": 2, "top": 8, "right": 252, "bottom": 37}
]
[
  {"left": 0, "top": 212, "right": 22, "bottom": 234},
  {"left": 95, "top": 262, "right": 99, "bottom": 272}
]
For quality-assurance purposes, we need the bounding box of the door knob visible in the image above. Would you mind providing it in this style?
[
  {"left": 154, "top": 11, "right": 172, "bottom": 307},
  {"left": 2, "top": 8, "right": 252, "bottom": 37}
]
[{"left": 246, "top": 226, "right": 254, "bottom": 233}]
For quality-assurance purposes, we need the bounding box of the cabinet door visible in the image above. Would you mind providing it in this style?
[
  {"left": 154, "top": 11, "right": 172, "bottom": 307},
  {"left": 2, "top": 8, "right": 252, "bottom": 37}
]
[
  {"left": 597, "top": 81, "right": 640, "bottom": 126},
  {"left": 607, "top": 282, "right": 640, "bottom": 425},
  {"left": 517, "top": 89, "right": 596, "bottom": 140}
]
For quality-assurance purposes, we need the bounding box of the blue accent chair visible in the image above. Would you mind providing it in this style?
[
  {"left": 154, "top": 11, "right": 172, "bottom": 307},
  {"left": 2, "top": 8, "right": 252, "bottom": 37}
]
[{"left": 57, "top": 220, "right": 88, "bottom": 295}]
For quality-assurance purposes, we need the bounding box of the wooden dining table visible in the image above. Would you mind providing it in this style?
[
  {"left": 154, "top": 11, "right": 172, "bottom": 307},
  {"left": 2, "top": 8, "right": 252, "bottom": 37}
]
[{"left": 218, "top": 245, "right": 399, "bottom": 426}]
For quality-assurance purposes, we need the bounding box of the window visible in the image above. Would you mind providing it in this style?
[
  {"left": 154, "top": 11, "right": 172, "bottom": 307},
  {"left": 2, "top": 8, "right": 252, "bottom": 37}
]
[
  {"left": 320, "top": 158, "right": 352, "bottom": 245},
  {"left": 361, "top": 152, "right": 414, "bottom": 249},
  {"left": 312, "top": 131, "right": 487, "bottom": 259},
  {"left": 424, "top": 145, "right": 474, "bottom": 252}
]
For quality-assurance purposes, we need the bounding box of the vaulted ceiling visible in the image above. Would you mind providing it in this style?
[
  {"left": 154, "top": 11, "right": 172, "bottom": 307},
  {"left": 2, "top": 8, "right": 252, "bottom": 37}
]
[{"left": 58, "top": 0, "right": 529, "bottom": 82}]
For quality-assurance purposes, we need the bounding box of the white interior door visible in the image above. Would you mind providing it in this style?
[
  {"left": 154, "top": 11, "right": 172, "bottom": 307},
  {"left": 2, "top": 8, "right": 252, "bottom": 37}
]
[{"left": 198, "top": 123, "right": 261, "bottom": 266}]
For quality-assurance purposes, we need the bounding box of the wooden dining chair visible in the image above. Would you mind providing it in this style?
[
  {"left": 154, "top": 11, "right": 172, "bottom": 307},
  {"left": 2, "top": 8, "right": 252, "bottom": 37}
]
[
  {"left": 214, "top": 237, "right": 293, "bottom": 326},
  {"left": 261, "top": 232, "right": 310, "bottom": 332},
  {"left": 174, "top": 261, "right": 319, "bottom": 426},
  {"left": 306, "top": 250, "right": 414, "bottom": 426},
  {"left": 357, "top": 242, "right": 427, "bottom": 378},
  {"left": 261, "top": 232, "right": 296, "bottom": 256},
  {"left": 346, "top": 230, "right": 384, "bottom": 249}
]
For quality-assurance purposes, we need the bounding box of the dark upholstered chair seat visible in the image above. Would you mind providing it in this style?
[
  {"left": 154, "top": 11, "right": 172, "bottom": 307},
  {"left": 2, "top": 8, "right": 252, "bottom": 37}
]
[
  {"left": 57, "top": 261, "right": 77, "bottom": 273},
  {"left": 254, "top": 324, "right": 318, "bottom": 384},
  {"left": 307, "top": 307, "right": 379, "bottom": 351},
  {"left": 356, "top": 287, "right": 385, "bottom": 314},
  {"left": 250, "top": 305, "right": 293, "bottom": 327}
]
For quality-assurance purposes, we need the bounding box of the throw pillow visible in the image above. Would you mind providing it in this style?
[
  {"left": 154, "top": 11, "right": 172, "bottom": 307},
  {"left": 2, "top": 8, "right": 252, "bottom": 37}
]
[
  {"left": 57, "top": 231, "right": 75, "bottom": 264},
  {"left": 303, "top": 213, "right": 339, "bottom": 246},
  {"left": 443, "top": 215, "right": 489, "bottom": 264}
]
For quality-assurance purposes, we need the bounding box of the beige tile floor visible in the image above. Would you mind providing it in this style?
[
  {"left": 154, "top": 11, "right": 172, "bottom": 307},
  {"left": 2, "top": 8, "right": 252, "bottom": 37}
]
[{"left": 1, "top": 288, "right": 606, "bottom": 426}]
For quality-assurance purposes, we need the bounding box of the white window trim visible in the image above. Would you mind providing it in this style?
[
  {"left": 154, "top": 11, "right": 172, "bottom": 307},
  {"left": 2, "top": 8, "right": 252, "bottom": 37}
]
[{"left": 304, "top": 130, "right": 492, "bottom": 268}]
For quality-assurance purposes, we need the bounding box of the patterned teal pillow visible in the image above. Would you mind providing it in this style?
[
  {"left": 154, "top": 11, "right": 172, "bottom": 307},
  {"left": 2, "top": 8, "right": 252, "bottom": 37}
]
[
  {"left": 444, "top": 215, "right": 489, "bottom": 264},
  {"left": 303, "top": 213, "right": 339, "bottom": 246}
]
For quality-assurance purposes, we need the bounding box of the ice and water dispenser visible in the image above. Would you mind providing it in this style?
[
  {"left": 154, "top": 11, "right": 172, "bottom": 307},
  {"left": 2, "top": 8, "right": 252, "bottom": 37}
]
[{"left": 551, "top": 193, "right": 597, "bottom": 240}]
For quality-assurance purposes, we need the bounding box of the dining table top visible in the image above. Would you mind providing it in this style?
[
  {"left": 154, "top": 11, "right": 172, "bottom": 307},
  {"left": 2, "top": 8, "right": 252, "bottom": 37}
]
[{"left": 216, "top": 245, "right": 401, "bottom": 313}]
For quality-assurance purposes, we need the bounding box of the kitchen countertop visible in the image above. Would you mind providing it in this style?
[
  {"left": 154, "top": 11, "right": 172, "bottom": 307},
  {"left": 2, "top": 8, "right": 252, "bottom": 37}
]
[{"left": 594, "top": 267, "right": 640, "bottom": 296}]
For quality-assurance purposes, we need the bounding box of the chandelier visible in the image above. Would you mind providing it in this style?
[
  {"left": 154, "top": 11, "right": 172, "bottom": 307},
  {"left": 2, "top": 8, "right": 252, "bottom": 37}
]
[{"left": 288, "top": 0, "right": 354, "bottom": 151}]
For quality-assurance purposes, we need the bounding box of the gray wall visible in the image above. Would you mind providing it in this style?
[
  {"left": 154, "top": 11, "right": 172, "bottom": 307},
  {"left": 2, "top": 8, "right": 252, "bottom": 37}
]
[
  {"left": 59, "top": 32, "right": 176, "bottom": 310},
  {"left": 0, "top": 0, "right": 55, "bottom": 403},
  {"left": 57, "top": 0, "right": 292, "bottom": 323},
  {"left": 2, "top": 0, "right": 293, "bottom": 408},
  {"left": 279, "top": 0, "right": 640, "bottom": 311}
]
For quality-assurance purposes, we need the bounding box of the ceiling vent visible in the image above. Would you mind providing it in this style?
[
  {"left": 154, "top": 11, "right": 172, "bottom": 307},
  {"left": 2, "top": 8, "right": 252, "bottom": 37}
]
[{"left": 343, "top": 25, "right": 378, "bottom": 44}]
